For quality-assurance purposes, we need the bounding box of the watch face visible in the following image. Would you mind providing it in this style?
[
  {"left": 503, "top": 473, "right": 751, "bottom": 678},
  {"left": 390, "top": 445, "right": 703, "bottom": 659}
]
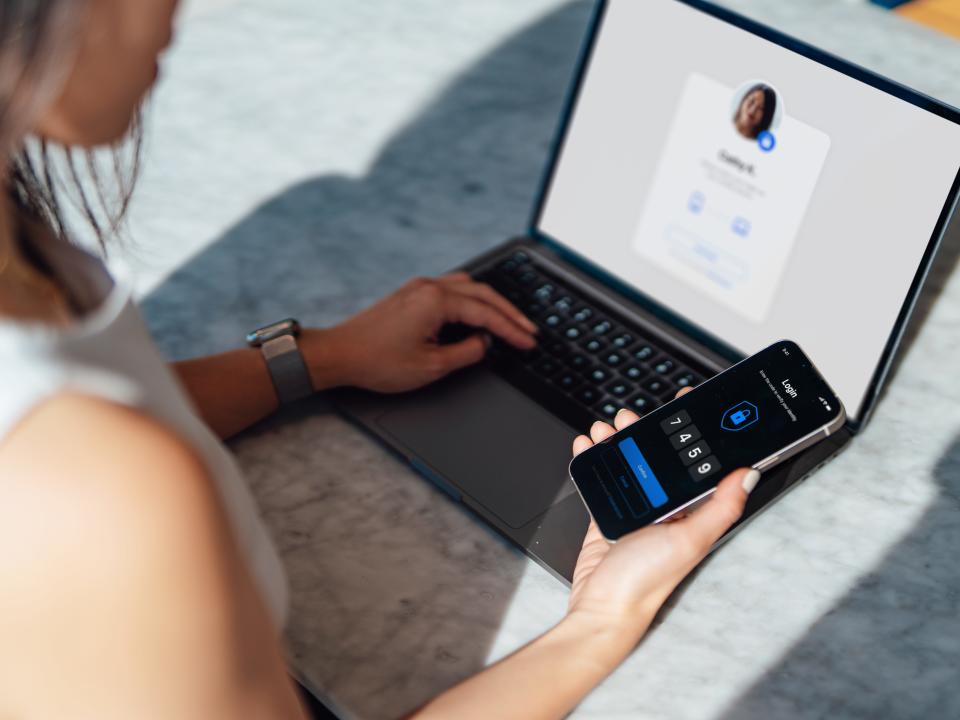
[{"left": 247, "top": 318, "right": 300, "bottom": 346}]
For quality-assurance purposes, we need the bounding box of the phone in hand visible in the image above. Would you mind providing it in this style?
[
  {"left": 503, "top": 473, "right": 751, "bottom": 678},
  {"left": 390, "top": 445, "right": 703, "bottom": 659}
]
[{"left": 568, "top": 340, "right": 845, "bottom": 540}]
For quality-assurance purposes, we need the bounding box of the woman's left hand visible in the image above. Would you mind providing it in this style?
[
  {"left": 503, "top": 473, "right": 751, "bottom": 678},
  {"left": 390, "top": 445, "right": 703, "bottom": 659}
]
[{"left": 299, "top": 272, "right": 538, "bottom": 393}]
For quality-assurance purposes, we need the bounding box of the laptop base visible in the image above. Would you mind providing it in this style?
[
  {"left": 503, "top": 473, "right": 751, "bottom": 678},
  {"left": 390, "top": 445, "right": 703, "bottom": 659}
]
[{"left": 334, "top": 364, "right": 852, "bottom": 584}]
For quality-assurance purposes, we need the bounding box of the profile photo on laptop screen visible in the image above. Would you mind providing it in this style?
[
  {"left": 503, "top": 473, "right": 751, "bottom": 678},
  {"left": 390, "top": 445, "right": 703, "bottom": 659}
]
[{"left": 731, "top": 81, "right": 781, "bottom": 141}]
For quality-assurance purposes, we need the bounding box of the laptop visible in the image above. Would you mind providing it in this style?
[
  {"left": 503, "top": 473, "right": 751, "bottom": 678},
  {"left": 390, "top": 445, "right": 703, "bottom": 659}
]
[{"left": 335, "top": 0, "right": 960, "bottom": 583}]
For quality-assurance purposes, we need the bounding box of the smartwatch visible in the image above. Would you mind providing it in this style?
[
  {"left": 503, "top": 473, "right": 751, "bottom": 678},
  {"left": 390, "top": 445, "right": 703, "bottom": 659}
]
[{"left": 246, "top": 318, "right": 314, "bottom": 405}]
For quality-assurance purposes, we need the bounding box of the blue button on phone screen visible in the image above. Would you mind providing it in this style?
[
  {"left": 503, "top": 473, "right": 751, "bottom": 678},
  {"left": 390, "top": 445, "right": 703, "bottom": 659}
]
[{"left": 618, "top": 437, "right": 668, "bottom": 508}]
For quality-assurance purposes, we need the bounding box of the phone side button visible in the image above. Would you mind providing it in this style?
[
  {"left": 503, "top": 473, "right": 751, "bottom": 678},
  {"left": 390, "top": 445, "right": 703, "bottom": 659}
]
[
  {"left": 755, "top": 455, "right": 780, "bottom": 471},
  {"left": 410, "top": 458, "right": 462, "bottom": 502}
]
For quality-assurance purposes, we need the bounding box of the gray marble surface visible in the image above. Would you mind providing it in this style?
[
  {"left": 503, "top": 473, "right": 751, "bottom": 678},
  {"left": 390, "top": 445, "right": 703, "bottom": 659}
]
[{"left": 132, "top": 1, "right": 960, "bottom": 718}]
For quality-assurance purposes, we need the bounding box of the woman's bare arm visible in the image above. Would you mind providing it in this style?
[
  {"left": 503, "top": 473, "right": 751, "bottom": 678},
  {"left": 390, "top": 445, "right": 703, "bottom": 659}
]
[
  {"left": 408, "top": 611, "right": 638, "bottom": 720},
  {"left": 0, "top": 394, "right": 307, "bottom": 720},
  {"left": 409, "top": 407, "right": 753, "bottom": 720},
  {"left": 172, "top": 273, "right": 537, "bottom": 440},
  {"left": 172, "top": 340, "right": 319, "bottom": 440}
]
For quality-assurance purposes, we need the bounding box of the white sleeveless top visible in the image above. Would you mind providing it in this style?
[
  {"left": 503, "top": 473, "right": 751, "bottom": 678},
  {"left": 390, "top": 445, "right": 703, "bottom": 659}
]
[{"left": 0, "top": 241, "right": 288, "bottom": 628}]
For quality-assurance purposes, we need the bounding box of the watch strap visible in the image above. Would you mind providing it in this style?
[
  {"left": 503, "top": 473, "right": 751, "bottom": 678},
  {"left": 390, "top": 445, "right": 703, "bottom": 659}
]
[{"left": 260, "top": 334, "right": 314, "bottom": 405}]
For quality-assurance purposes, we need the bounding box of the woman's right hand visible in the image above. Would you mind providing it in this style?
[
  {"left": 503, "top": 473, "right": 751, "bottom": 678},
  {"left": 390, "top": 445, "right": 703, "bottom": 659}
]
[
  {"left": 409, "top": 399, "right": 760, "bottom": 720},
  {"left": 566, "top": 405, "right": 760, "bottom": 645}
]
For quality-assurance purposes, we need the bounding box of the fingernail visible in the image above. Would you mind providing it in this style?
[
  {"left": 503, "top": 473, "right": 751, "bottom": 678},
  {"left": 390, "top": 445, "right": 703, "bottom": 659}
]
[
  {"left": 741, "top": 469, "right": 761, "bottom": 494},
  {"left": 615, "top": 408, "right": 628, "bottom": 418}
]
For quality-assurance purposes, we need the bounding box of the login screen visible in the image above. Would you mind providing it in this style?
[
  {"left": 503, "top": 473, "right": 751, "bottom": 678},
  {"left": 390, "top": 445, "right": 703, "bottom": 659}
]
[
  {"left": 540, "top": 0, "right": 960, "bottom": 422},
  {"left": 574, "top": 341, "right": 841, "bottom": 537},
  {"left": 634, "top": 72, "right": 831, "bottom": 322}
]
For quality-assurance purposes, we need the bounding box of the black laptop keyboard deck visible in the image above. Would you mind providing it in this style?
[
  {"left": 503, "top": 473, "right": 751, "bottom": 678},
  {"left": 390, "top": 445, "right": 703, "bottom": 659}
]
[{"left": 472, "top": 249, "right": 709, "bottom": 430}]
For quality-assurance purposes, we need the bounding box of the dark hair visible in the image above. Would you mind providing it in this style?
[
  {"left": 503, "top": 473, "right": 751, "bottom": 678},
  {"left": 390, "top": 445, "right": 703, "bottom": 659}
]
[
  {"left": 735, "top": 83, "right": 777, "bottom": 139},
  {"left": 0, "top": 1, "right": 140, "bottom": 253},
  {"left": 10, "top": 122, "right": 142, "bottom": 252}
]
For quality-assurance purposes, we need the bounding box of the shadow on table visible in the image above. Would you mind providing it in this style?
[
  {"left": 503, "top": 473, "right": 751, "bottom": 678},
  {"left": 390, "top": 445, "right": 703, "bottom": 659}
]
[
  {"left": 143, "top": 2, "right": 594, "bottom": 718},
  {"left": 719, "top": 215, "right": 960, "bottom": 719},
  {"left": 717, "top": 432, "right": 960, "bottom": 719}
]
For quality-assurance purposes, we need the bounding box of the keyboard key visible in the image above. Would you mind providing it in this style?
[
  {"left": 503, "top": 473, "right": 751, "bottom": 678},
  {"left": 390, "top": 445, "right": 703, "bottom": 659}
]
[
  {"left": 654, "top": 359, "right": 676, "bottom": 375},
  {"left": 674, "top": 371, "right": 698, "bottom": 388},
  {"left": 535, "top": 284, "right": 555, "bottom": 300},
  {"left": 678, "top": 439, "right": 712, "bottom": 467},
  {"left": 572, "top": 307, "right": 593, "bottom": 323},
  {"left": 564, "top": 325, "right": 583, "bottom": 341},
  {"left": 668, "top": 424, "right": 701, "bottom": 449},
  {"left": 533, "top": 359, "right": 560, "bottom": 378},
  {"left": 511, "top": 251, "right": 530, "bottom": 265},
  {"left": 497, "top": 259, "right": 518, "bottom": 275},
  {"left": 592, "top": 320, "right": 613, "bottom": 335},
  {"left": 543, "top": 314, "right": 562, "bottom": 328},
  {"left": 587, "top": 366, "right": 611, "bottom": 384},
  {"left": 576, "top": 387, "right": 601, "bottom": 405},
  {"left": 622, "top": 365, "right": 646, "bottom": 381},
  {"left": 603, "top": 352, "right": 625, "bottom": 368},
  {"left": 660, "top": 410, "right": 692, "bottom": 434},
  {"left": 606, "top": 381, "right": 630, "bottom": 398},
  {"left": 611, "top": 333, "right": 634, "bottom": 349},
  {"left": 567, "top": 353, "right": 590, "bottom": 371},
  {"left": 556, "top": 372, "right": 581, "bottom": 392},
  {"left": 627, "top": 393, "right": 655, "bottom": 414},
  {"left": 633, "top": 345, "right": 656, "bottom": 362},
  {"left": 518, "top": 347, "right": 542, "bottom": 364},
  {"left": 517, "top": 270, "right": 538, "bottom": 285},
  {"left": 688, "top": 456, "right": 722, "bottom": 482},
  {"left": 545, "top": 340, "right": 567, "bottom": 357},
  {"left": 582, "top": 337, "right": 606, "bottom": 354},
  {"left": 596, "top": 401, "right": 621, "bottom": 419},
  {"left": 525, "top": 301, "right": 545, "bottom": 317},
  {"left": 643, "top": 377, "right": 675, "bottom": 397},
  {"left": 554, "top": 296, "right": 574, "bottom": 313}
]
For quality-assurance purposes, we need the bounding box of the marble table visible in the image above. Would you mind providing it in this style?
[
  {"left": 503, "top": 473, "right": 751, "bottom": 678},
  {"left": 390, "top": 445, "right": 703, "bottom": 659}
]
[{"left": 135, "top": 1, "right": 960, "bottom": 718}]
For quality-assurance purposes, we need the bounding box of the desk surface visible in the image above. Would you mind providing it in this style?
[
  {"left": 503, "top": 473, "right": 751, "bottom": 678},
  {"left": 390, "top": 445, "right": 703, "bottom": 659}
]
[{"left": 140, "top": 1, "right": 960, "bottom": 718}]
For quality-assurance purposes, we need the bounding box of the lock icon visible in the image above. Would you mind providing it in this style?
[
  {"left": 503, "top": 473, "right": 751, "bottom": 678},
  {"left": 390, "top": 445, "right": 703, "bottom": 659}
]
[{"left": 722, "top": 401, "right": 759, "bottom": 432}]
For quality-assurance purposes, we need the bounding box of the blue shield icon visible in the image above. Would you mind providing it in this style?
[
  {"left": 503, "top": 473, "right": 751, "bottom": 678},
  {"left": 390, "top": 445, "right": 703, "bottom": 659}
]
[{"left": 721, "top": 401, "right": 759, "bottom": 431}]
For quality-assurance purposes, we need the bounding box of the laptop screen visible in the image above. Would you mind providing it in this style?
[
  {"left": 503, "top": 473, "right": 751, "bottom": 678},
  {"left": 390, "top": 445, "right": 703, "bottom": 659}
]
[{"left": 537, "top": 0, "right": 960, "bottom": 422}]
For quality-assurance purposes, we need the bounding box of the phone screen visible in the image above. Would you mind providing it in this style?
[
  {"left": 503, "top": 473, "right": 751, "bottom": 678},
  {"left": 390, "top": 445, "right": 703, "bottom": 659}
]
[{"left": 569, "top": 340, "right": 843, "bottom": 539}]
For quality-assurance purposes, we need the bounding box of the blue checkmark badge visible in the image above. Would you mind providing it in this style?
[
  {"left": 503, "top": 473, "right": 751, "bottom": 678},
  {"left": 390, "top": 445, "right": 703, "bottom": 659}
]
[{"left": 757, "top": 131, "right": 776, "bottom": 152}]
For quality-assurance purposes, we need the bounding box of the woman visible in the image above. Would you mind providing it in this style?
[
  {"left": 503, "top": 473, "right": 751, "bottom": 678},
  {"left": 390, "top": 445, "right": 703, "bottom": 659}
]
[
  {"left": 734, "top": 83, "right": 777, "bottom": 140},
  {"left": 0, "top": 2, "right": 759, "bottom": 718}
]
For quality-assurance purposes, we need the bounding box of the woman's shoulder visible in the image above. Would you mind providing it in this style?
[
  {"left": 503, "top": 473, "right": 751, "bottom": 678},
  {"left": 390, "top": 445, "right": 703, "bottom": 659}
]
[
  {"left": 0, "top": 392, "right": 226, "bottom": 584},
  {"left": 0, "top": 392, "right": 224, "bottom": 562},
  {"left": 0, "top": 393, "right": 246, "bottom": 712},
  {"left": 0, "top": 274, "right": 140, "bottom": 444},
  {"left": 0, "top": 392, "right": 298, "bottom": 717}
]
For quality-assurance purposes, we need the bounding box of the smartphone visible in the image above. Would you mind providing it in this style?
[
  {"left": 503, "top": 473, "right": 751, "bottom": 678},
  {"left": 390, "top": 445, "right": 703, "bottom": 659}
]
[{"left": 568, "top": 340, "right": 845, "bottom": 540}]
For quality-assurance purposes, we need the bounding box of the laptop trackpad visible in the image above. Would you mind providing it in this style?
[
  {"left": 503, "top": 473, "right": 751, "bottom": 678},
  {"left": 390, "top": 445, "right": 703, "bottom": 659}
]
[{"left": 376, "top": 369, "right": 578, "bottom": 529}]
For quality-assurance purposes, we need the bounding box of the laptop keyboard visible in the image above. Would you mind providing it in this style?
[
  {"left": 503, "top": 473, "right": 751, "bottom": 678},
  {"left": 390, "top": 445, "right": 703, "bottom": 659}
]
[{"left": 473, "top": 249, "right": 707, "bottom": 428}]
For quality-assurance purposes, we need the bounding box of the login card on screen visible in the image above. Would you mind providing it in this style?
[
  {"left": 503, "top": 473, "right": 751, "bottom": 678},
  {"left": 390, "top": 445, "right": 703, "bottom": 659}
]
[{"left": 633, "top": 72, "right": 831, "bottom": 323}]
